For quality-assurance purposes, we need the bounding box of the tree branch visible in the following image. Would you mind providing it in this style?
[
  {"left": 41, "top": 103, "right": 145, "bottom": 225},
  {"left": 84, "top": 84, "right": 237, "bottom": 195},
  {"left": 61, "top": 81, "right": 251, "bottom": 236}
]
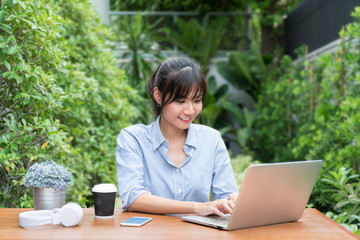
[
  {"left": 0, "top": 127, "right": 9, "bottom": 135},
  {"left": 0, "top": 88, "right": 10, "bottom": 107},
  {"left": 0, "top": 97, "right": 24, "bottom": 118}
]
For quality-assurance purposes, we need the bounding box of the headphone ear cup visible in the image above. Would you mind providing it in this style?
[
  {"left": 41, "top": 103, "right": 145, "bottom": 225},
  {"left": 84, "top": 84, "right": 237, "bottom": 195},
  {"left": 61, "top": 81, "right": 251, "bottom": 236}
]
[{"left": 60, "top": 203, "right": 83, "bottom": 227}]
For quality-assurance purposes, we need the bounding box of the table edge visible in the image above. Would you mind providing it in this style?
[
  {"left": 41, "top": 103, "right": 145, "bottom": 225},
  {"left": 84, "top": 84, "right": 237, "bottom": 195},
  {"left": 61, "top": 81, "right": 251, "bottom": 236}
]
[{"left": 309, "top": 209, "right": 359, "bottom": 239}]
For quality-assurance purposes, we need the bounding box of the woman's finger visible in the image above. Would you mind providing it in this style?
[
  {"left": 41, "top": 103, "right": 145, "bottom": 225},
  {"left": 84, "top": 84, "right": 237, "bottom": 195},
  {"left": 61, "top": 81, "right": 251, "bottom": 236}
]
[{"left": 220, "top": 201, "right": 233, "bottom": 214}]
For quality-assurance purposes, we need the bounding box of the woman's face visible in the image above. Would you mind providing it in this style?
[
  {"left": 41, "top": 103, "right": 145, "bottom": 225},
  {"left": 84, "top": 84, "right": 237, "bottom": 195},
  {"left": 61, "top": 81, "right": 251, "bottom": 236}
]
[{"left": 160, "top": 92, "right": 203, "bottom": 132}]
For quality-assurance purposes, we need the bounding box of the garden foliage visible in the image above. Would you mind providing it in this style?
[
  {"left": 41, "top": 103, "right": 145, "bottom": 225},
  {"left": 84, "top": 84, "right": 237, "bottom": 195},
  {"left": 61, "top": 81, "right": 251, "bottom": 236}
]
[
  {"left": 254, "top": 7, "right": 360, "bottom": 230},
  {"left": 112, "top": 13, "right": 164, "bottom": 124},
  {"left": 50, "top": 0, "right": 135, "bottom": 207},
  {"left": 0, "top": 0, "right": 135, "bottom": 207},
  {"left": 0, "top": 0, "right": 70, "bottom": 207},
  {"left": 166, "top": 17, "right": 228, "bottom": 74},
  {"left": 111, "top": 0, "right": 245, "bottom": 12}
]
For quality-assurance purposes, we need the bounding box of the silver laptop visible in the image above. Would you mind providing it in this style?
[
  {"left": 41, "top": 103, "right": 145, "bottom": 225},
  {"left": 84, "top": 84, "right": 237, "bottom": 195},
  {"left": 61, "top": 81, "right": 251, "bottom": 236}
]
[{"left": 182, "top": 160, "right": 323, "bottom": 230}]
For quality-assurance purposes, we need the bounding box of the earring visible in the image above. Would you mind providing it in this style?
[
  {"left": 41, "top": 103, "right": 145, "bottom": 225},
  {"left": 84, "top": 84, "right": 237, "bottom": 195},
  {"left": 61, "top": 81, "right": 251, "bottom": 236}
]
[{"left": 156, "top": 102, "right": 161, "bottom": 108}]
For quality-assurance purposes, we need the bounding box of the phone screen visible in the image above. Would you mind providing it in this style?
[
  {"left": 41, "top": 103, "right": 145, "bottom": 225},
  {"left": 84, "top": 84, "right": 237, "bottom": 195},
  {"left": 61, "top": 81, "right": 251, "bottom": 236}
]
[{"left": 120, "top": 217, "right": 152, "bottom": 226}]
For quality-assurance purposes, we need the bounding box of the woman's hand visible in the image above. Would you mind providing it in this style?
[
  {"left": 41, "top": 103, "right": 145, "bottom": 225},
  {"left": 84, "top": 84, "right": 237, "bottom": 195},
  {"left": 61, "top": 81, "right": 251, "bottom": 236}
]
[
  {"left": 194, "top": 199, "right": 235, "bottom": 217},
  {"left": 228, "top": 192, "right": 239, "bottom": 205}
]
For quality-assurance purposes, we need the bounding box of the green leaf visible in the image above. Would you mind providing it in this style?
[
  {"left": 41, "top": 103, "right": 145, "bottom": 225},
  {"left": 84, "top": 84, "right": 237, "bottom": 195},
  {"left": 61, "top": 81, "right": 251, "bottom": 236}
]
[
  {"left": 198, "top": 30, "right": 217, "bottom": 66},
  {"left": 218, "top": 126, "right": 233, "bottom": 136},
  {"left": 237, "top": 128, "right": 250, "bottom": 147},
  {"left": 222, "top": 101, "right": 245, "bottom": 125},
  {"left": 229, "top": 52, "right": 253, "bottom": 83},
  {"left": 348, "top": 195, "right": 360, "bottom": 204},
  {"left": 167, "top": 31, "right": 193, "bottom": 54},
  {"left": 4, "top": 60, "right": 11, "bottom": 71},
  {"left": 336, "top": 199, "right": 350, "bottom": 208},
  {"left": 11, "top": 117, "right": 17, "bottom": 129},
  {"left": 184, "top": 18, "right": 203, "bottom": 47},
  {"left": 214, "top": 84, "right": 229, "bottom": 100},
  {"left": 0, "top": 10, "right": 4, "bottom": 22},
  {"left": 8, "top": 46, "right": 17, "bottom": 55},
  {"left": 131, "top": 13, "right": 142, "bottom": 41},
  {"left": 176, "top": 18, "right": 187, "bottom": 33},
  {"left": 23, "top": 96, "right": 30, "bottom": 105},
  {"left": 11, "top": 144, "right": 18, "bottom": 151},
  {"left": 216, "top": 60, "right": 251, "bottom": 92},
  {"left": 322, "top": 178, "right": 337, "bottom": 186},
  {"left": 1, "top": 24, "right": 12, "bottom": 34},
  {"left": 209, "top": 17, "right": 228, "bottom": 36},
  {"left": 207, "top": 76, "right": 217, "bottom": 95},
  {"left": 243, "top": 108, "right": 257, "bottom": 128},
  {"left": 204, "top": 93, "right": 216, "bottom": 105},
  {"left": 200, "top": 105, "right": 221, "bottom": 126},
  {"left": 249, "top": 41, "right": 265, "bottom": 73},
  {"left": 345, "top": 184, "right": 355, "bottom": 195}
]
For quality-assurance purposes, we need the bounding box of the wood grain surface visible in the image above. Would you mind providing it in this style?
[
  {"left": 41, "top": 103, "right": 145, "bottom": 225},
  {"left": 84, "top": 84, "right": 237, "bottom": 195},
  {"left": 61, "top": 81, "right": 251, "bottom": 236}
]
[{"left": 0, "top": 208, "right": 358, "bottom": 240}]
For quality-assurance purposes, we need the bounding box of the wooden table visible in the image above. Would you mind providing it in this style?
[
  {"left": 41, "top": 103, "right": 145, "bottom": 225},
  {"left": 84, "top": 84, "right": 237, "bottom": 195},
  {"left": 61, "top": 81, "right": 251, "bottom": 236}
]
[{"left": 0, "top": 208, "right": 358, "bottom": 240}]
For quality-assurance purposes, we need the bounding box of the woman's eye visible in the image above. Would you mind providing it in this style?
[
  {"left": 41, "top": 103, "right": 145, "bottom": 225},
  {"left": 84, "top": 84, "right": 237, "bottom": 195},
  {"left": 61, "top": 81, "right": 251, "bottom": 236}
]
[
  {"left": 194, "top": 99, "right": 201, "bottom": 103},
  {"left": 176, "top": 100, "right": 185, "bottom": 104}
]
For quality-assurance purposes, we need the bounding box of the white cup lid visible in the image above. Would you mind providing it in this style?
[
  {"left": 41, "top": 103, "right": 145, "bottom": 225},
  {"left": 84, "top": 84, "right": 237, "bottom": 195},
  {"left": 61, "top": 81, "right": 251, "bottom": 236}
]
[{"left": 92, "top": 183, "right": 117, "bottom": 193}]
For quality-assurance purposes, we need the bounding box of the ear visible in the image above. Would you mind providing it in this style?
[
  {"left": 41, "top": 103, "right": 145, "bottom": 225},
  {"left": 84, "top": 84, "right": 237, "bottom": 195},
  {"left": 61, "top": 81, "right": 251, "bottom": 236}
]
[{"left": 153, "top": 87, "right": 162, "bottom": 105}]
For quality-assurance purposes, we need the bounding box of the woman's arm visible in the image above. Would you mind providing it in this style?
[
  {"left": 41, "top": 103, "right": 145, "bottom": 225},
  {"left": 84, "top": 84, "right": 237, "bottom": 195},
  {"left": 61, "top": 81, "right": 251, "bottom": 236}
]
[{"left": 128, "top": 193, "right": 235, "bottom": 217}]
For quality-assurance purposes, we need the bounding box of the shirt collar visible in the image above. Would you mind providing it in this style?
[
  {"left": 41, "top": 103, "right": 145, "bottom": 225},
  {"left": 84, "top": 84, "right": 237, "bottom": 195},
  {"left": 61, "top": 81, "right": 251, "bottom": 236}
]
[
  {"left": 150, "top": 116, "right": 198, "bottom": 151},
  {"left": 184, "top": 123, "right": 198, "bottom": 149},
  {"left": 150, "top": 116, "right": 166, "bottom": 151}
]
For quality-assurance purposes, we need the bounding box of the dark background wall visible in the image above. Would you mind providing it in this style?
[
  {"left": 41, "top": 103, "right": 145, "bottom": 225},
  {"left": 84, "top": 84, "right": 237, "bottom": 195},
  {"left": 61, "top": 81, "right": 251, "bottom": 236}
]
[{"left": 285, "top": 0, "right": 359, "bottom": 58}]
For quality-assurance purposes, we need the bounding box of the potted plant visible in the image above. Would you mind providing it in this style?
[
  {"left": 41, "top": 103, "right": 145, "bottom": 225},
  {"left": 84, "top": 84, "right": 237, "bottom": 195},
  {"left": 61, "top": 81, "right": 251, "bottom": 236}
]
[{"left": 24, "top": 160, "right": 74, "bottom": 210}]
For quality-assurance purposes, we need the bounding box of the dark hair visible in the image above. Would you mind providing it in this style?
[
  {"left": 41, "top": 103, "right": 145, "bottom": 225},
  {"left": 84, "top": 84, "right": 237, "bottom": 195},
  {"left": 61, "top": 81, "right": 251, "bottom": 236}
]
[{"left": 147, "top": 57, "right": 207, "bottom": 118}]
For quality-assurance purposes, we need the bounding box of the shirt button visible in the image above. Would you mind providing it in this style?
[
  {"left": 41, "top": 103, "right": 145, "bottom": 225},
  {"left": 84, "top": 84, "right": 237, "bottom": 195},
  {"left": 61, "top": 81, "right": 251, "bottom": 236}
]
[
  {"left": 176, "top": 168, "right": 180, "bottom": 173},
  {"left": 178, "top": 188, "right": 182, "bottom": 193},
  {"left": 189, "top": 153, "right": 193, "bottom": 157},
  {"left": 184, "top": 145, "right": 188, "bottom": 149}
]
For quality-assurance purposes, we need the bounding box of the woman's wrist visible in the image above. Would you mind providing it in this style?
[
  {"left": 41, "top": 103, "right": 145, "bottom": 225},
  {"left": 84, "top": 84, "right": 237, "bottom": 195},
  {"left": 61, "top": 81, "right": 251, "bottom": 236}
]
[{"left": 192, "top": 201, "right": 202, "bottom": 215}]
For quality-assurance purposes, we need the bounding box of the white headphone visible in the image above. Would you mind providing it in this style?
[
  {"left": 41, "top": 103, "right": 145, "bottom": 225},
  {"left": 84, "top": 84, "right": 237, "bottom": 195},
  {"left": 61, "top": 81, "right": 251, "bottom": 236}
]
[{"left": 19, "top": 202, "right": 83, "bottom": 228}]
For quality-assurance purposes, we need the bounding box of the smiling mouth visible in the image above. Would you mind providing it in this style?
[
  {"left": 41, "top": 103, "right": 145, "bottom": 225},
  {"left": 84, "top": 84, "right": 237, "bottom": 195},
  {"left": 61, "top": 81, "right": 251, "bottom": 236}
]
[{"left": 178, "top": 116, "right": 192, "bottom": 121}]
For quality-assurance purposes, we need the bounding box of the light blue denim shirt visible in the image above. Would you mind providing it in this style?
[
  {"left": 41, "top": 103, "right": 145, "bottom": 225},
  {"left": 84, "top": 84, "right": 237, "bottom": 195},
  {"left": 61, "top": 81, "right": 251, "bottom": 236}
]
[{"left": 116, "top": 117, "right": 238, "bottom": 210}]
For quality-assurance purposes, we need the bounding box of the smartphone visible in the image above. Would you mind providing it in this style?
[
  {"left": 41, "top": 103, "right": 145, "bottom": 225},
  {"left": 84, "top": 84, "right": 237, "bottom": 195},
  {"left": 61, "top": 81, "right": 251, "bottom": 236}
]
[{"left": 120, "top": 217, "right": 152, "bottom": 227}]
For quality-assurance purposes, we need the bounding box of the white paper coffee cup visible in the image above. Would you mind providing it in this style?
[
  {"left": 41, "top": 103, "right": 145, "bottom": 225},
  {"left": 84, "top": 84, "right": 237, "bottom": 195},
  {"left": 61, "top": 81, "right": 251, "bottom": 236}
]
[{"left": 92, "top": 184, "right": 117, "bottom": 218}]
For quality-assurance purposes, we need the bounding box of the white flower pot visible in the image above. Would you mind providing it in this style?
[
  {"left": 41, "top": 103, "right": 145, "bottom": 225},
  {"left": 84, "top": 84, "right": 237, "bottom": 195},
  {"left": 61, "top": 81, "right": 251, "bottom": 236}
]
[{"left": 33, "top": 188, "right": 66, "bottom": 210}]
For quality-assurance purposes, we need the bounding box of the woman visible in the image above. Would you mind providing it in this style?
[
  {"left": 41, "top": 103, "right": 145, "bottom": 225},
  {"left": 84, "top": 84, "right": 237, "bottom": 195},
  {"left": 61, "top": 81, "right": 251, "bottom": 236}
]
[{"left": 116, "top": 57, "right": 238, "bottom": 217}]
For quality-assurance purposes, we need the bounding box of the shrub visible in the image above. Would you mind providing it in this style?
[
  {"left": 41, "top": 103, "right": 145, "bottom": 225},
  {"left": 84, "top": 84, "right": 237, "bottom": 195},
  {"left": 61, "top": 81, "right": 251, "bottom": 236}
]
[
  {"left": 0, "top": 0, "right": 70, "bottom": 207},
  {"left": 0, "top": 0, "right": 135, "bottom": 207},
  {"left": 50, "top": 0, "right": 135, "bottom": 206},
  {"left": 112, "top": 13, "right": 164, "bottom": 124},
  {"left": 254, "top": 6, "right": 360, "bottom": 232}
]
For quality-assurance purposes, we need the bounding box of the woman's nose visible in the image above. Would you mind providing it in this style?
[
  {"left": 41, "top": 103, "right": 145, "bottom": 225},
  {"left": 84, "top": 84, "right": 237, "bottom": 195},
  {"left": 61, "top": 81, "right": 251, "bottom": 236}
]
[{"left": 184, "top": 102, "right": 195, "bottom": 115}]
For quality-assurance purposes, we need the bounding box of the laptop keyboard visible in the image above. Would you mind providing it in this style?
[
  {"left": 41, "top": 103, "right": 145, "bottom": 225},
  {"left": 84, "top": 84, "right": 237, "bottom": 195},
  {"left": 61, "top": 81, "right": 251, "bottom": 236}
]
[{"left": 197, "top": 215, "right": 230, "bottom": 226}]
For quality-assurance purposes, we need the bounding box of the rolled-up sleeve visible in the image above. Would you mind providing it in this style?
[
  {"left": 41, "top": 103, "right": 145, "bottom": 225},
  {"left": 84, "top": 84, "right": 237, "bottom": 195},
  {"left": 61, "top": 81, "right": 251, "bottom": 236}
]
[
  {"left": 211, "top": 132, "right": 239, "bottom": 200},
  {"left": 116, "top": 129, "right": 151, "bottom": 210}
]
